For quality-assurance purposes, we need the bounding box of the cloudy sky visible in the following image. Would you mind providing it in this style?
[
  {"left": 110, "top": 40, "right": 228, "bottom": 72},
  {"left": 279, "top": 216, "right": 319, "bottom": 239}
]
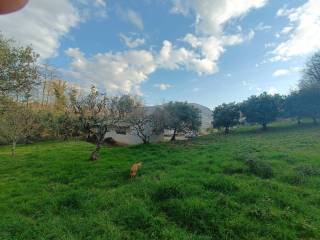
[{"left": 0, "top": 0, "right": 319, "bottom": 108}]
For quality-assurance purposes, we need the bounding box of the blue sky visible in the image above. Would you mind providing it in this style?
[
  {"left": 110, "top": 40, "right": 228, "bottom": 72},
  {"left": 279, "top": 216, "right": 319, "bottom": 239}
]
[{"left": 1, "top": 0, "right": 319, "bottom": 108}]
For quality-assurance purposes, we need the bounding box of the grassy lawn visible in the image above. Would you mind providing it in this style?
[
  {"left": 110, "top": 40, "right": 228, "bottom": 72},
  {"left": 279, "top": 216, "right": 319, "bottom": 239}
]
[{"left": 1, "top": 121, "right": 320, "bottom": 239}]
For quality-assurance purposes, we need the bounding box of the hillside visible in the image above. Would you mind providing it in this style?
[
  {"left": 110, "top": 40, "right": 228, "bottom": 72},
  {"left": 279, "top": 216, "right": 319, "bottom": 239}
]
[{"left": 1, "top": 121, "right": 320, "bottom": 239}]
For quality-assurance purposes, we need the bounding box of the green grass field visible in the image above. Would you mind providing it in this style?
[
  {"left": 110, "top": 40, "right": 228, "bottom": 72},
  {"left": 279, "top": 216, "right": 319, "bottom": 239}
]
[{"left": 1, "top": 121, "right": 320, "bottom": 239}]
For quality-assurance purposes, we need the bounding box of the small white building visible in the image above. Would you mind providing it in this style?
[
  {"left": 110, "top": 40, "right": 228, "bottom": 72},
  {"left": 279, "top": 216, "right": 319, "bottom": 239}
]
[
  {"left": 105, "top": 125, "right": 163, "bottom": 145},
  {"left": 104, "top": 103, "right": 212, "bottom": 145}
]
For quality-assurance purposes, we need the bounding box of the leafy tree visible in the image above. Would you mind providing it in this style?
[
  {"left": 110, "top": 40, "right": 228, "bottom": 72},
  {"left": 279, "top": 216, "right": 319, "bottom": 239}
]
[
  {"left": 0, "top": 103, "right": 36, "bottom": 156},
  {"left": 0, "top": 35, "right": 39, "bottom": 102},
  {"left": 213, "top": 103, "right": 240, "bottom": 134},
  {"left": 300, "top": 51, "right": 320, "bottom": 89},
  {"left": 241, "top": 92, "right": 282, "bottom": 130},
  {"left": 285, "top": 87, "right": 320, "bottom": 125},
  {"left": 299, "top": 87, "right": 320, "bottom": 124},
  {"left": 284, "top": 91, "right": 305, "bottom": 124},
  {"left": 56, "top": 112, "right": 79, "bottom": 140},
  {"left": 163, "top": 102, "right": 201, "bottom": 141}
]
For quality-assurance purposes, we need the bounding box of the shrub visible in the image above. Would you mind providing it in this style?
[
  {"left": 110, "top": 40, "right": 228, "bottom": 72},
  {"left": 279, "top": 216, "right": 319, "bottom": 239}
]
[
  {"left": 287, "top": 165, "right": 320, "bottom": 185},
  {"left": 55, "top": 191, "right": 86, "bottom": 211},
  {"left": 295, "top": 164, "right": 320, "bottom": 177},
  {"left": 152, "top": 182, "right": 185, "bottom": 201},
  {"left": 245, "top": 159, "right": 274, "bottom": 179},
  {"left": 222, "top": 162, "right": 245, "bottom": 175}
]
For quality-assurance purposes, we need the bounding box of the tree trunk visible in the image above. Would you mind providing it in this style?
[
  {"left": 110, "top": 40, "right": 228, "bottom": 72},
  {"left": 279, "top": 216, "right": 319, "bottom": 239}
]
[
  {"left": 170, "top": 129, "right": 177, "bottom": 142},
  {"left": 90, "top": 142, "right": 101, "bottom": 161},
  {"left": 313, "top": 117, "right": 318, "bottom": 125},
  {"left": 12, "top": 141, "right": 16, "bottom": 157},
  {"left": 262, "top": 123, "right": 267, "bottom": 130},
  {"left": 224, "top": 126, "right": 229, "bottom": 134},
  {"left": 297, "top": 117, "right": 301, "bottom": 125}
]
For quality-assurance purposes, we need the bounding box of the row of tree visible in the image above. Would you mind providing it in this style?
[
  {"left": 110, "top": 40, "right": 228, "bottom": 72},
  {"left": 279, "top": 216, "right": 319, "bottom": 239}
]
[
  {"left": 0, "top": 33, "right": 202, "bottom": 159},
  {"left": 213, "top": 52, "right": 320, "bottom": 133}
]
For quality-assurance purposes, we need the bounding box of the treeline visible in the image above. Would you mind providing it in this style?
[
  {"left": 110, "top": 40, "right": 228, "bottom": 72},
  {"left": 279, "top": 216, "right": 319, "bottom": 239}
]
[
  {"left": 213, "top": 52, "right": 320, "bottom": 134},
  {"left": 0, "top": 35, "right": 202, "bottom": 159}
]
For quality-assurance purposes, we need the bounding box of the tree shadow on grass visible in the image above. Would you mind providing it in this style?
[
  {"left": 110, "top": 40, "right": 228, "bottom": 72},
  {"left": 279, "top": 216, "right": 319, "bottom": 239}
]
[{"left": 233, "top": 120, "right": 319, "bottom": 137}]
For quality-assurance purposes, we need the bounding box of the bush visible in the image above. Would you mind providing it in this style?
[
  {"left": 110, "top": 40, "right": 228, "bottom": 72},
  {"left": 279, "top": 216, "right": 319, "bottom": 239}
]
[
  {"left": 295, "top": 164, "right": 320, "bottom": 177},
  {"left": 222, "top": 162, "right": 245, "bottom": 175},
  {"left": 245, "top": 159, "right": 274, "bottom": 179},
  {"left": 152, "top": 182, "right": 185, "bottom": 201},
  {"left": 286, "top": 165, "right": 320, "bottom": 185},
  {"left": 55, "top": 191, "right": 86, "bottom": 211}
]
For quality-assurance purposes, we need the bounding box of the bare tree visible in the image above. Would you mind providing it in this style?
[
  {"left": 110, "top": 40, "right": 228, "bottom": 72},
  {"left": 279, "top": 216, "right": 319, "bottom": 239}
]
[
  {"left": 300, "top": 51, "right": 320, "bottom": 89},
  {"left": 74, "top": 87, "right": 136, "bottom": 161},
  {"left": 128, "top": 106, "right": 165, "bottom": 144}
]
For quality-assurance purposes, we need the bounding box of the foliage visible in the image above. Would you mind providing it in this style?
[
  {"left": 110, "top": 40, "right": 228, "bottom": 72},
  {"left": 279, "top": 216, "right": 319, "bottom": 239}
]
[
  {"left": 0, "top": 34, "right": 39, "bottom": 102},
  {"left": 300, "top": 51, "right": 320, "bottom": 89},
  {"left": 0, "top": 103, "right": 36, "bottom": 156},
  {"left": 285, "top": 88, "right": 320, "bottom": 124},
  {"left": 245, "top": 159, "right": 274, "bottom": 179},
  {"left": 213, "top": 102, "right": 240, "bottom": 134},
  {"left": 163, "top": 101, "right": 201, "bottom": 141},
  {"left": 74, "top": 87, "right": 136, "bottom": 160},
  {"left": 241, "top": 92, "right": 283, "bottom": 130}
]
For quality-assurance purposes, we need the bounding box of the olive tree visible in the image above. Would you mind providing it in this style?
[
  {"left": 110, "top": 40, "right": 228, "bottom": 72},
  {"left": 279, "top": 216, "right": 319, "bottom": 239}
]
[
  {"left": 241, "top": 92, "right": 282, "bottom": 130},
  {"left": 213, "top": 103, "right": 240, "bottom": 134},
  {"left": 163, "top": 102, "right": 201, "bottom": 141},
  {"left": 0, "top": 103, "right": 35, "bottom": 156},
  {"left": 128, "top": 106, "right": 166, "bottom": 144},
  {"left": 74, "top": 87, "right": 136, "bottom": 161}
]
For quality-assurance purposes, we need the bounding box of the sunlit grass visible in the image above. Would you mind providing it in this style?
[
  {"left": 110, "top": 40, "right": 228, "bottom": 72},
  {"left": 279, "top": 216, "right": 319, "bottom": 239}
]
[{"left": 1, "top": 120, "right": 320, "bottom": 239}]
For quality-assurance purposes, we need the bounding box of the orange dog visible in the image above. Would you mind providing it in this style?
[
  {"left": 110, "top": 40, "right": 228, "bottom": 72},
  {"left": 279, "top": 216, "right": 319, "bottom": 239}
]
[{"left": 130, "top": 162, "right": 142, "bottom": 178}]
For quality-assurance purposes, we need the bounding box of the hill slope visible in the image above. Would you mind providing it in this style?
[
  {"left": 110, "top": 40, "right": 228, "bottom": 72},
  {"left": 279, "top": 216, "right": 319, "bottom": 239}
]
[{"left": 1, "top": 121, "right": 320, "bottom": 239}]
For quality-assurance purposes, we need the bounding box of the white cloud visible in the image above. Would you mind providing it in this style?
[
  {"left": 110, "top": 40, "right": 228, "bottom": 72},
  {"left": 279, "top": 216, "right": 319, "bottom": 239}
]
[
  {"left": 119, "top": 33, "right": 145, "bottom": 48},
  {"left": 158, "top": 39, "right": 219, "bottom": 75},
  {"left": 281, "top": 26, "right": 293, "bottom": 34},
  {"left": 273, "top": 67, "right": 302, "bottom": 77},
  {"left": 272, "top": 0, "right": 320, "bottom": 61},
  {"left": 171, "top": 0, "right": 267, "bottom": 35},
  {"left": 267, "top": 86, "right": 278, "bottom": 95},
  {"left": 94, "top": 0, "right": 106, "bottom": 7},
  {"left": 65, "top": 48, "right": 156, "bottom": 94},
  {"left": 169, "top": 0, "right": 266, "bottom": 75},
  {"left": 119, "top": 8, "right": 144, "bottom": 30},
  {"left": 256, "top": 87, "right": 263, "bottom": 93},
  {"left": 0, "top": 0, "right": 80, "bottom": 59},
  {"left": 273, "top": 69, "right": 290, "bottom": 77},
  {"left": 179, "top": 31, "right": 254, "bottom": 75},
  {"left": 255, "top": 22, "right": 272, "bottom": 31},
  {"left": 154, "top": 83, "right": 172, "bottom": 90}
]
